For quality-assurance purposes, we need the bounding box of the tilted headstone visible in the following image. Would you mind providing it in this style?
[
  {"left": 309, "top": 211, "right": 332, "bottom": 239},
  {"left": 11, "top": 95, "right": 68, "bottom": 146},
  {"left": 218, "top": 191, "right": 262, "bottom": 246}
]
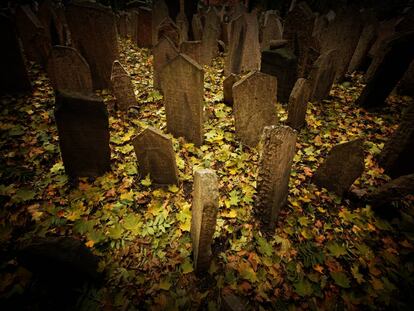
[
  {"left": 54, "top": 91, "right": 111, "bottom": 178},
  {"left": 66, "top": 2, "right": 119, "bottom": 90},
  {"left": 132, "top": 127, "right": 179, "bottom": 185},
  {"left": 313, "top": 139, "right": 364, "bottom": 196},
  {"left": 223, "top": 74, "right": 240, "bottom": 106},
  {"left": 256, "top": 125, "right": 297, "bottom": 230},
  {"left": 233, "top": 71, "right": 278, "bottom": 147},
  {"left": 192, "top": 13, "right": 204, "bottom": 41},
  {"left": 137, "top": 7, "right": 153, "bottom": 48},
  {"left": 47, "top": 46, "right": 93, "bottom": 94},
  {"left": 224, "top": 14, "right": 247, "bottom": 76},
  {"left": 37, "top": 0, "right": 70, "bottom": 46},
  {"left": 153, "top": 35, "right": 179, "bottom": 90},
  {"left": 201, "top": 8, "right": 221, "bottom": 65},
  {"left": 260, "top": 11, "right": 283, "bottom": 51},
  {"left": 176, "top": 12, "right": 189, "bottom": 43},
  {"left": 308, "top": 49, "right": 336, "bottom": 101},
  {"left": 287, "top": 78, "right": 310, "bottom": 130},
  {"left": 157, "top": 17, "right": 180, "bottom": 48},
  {"left": 348, "top": 20, "right": 377, "bottom": 73},
  {"left": 260, "top": 48, "right": 298, "bottom": 103},
  {"left": 241, "top": 10, "right": 261, "bottom": 72},
  {"left": 152, "top": 0, "right": 169, "bottom": 45},
  {"left": 110, "top": 61, "right": 136, "bottom": 111},
  {"left": 191, "top": 169, "right": 218, "bottom": 273},
  {"left": 160, "top": 54, "right": 204, "bottom": 146},
  {"left": 180, "top": 41, "right": 202, "bottom": 64}
]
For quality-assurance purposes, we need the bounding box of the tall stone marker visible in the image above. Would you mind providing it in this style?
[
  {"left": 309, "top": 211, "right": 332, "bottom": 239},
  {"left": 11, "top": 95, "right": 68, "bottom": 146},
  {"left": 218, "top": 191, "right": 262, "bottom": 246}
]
[
  {"left": 132, "top": 127, "right": 179, "bottom": 185},
  {"left": 308, "top": 49, "right": 336, "bottom": 102},
  {"left": 287, "top": 78, "right": 310, "bottom": 130},
  {"left": 153, "top": 35, "right": 179, "bottom": 90},
  {"left": 260, "top": 11, "right": 283, "bottom": 51},
  {"left": 137, "top": 6, "right": 153, "bottom": 48},
  {"left": 156, "top": 17, "right": 180, "bottom": 48},
  {"left": 152, "top": 0, "right": 169, "bottom": 45},
  {"left": 191, "top": 169, "right": 218, "bottom": 273},
  {"left": 256, "top": 126, "right": 297, "bottom": 231},
  {"left": 233, "top": 71, "right": 278, "bottom": 147},
  {"left": 160, "top": 54, "right": 204, "bottom": 146},
  {"left": 225, "top": 14, "right": 247, "bottom": 76},
  {"left": 55, "top": 91, "right": 111, "bottom": 178},
  {"left": 313, "top": 139, "right": 364, "bottom": 196},
  {"left": 47, "top": 46, "right": 93, "bottom": 94},
  {"left": 241, "top": 10, "right": 261, "bottom": 72},
  {"left": 110, "top": 60, "right": 136, "bottom": 111},
  {"left": 192, "top": 13, "right": 203, "bottom": 41},
  {"left": 223, "top": 74, "right": 240, "bottom": 106},
  {"left": 201, "top": 8, "right": 221, "bottom": 65}
]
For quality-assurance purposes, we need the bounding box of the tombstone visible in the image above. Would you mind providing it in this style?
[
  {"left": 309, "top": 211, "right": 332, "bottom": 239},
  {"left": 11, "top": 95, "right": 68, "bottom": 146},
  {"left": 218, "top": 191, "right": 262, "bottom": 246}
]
[
  {"left": 37, "top": 0, "right": 70, "bottom": 46},
  {"left": 367, "top": 18, "right": 398, "bottom": 61},
  {"left": 136, "top": 7, "right": 153, "bottom": 47},
  {"left": 313, "top": 139, "right": 364, "bottom": 196},
  {"left": 201, "top": 8, "right": 221, "bottom": 65},
  {"left": 191, "top": 168, "right": 218, "bottom": 273},
  {"left": 47, "top": 46, "right": 93, "bottom": 94},
  {"left": 398, "top": 60, "right": 414, "bottom": 96},
  {"left": 176, "top": 12, "right": 189, "bottom": 42},
  {"left": 66, "top": 3, "right": 119, "bottom": 90},
  {"left": 160, "top": 54, "right": 204, "bottom": 146},
  {"left": 132, "top": 127, "right": 179, "bottom": 185},
  {"left": 260, "top": 11, "right": 283, "bottom": 51},
  {"left": 153, "top": 35, "right": 179, "bottom": 90},
  {"left": 241, "top": 11, "right": 261, "bottom": 72},
  {"left": 287, "top": 78, "right": 310, "bottom": 130},
  {"left": 192, "top": 13, "right": 203, "bottom": 40},
  {"left": 110, "top": 61, "right": 136, "bottom": 111},
  {"left": 180, "top": 41, "right": 202, "bottom": 64},
  {"left": 128, "top": 10, "right": 139, "bottom": 45},
  {"left": 233, "top": 71, "right": 278, "bottom": 147},
  {"left": 224, "top": 14, "right": 247, "bottom": 76},
  {"left": 0, "top": 13, "right": 31, "bottom": 94},
  {"left": 117, "top": 11, "right": 129, "bottom": 38},
  {"left": 223, "top": 74, "right": 240, "bottom": 106},
  {"left": 308, "top": 49, "right": 336, "bottom": 102},
  {"left": 269, "top": 39, "right": 288, "bottom": 50},
  {"left": 260, "top": 48, "right": 298, "bottom": 103},
  {"left": 152, "top": 0, "right": 169, "bottom": 45},
  {"left": 54, "top": 91, "right": 111, "bottom": 178},
  {"left": 256, "top": 126, "right": 297, "bottom": 231}
]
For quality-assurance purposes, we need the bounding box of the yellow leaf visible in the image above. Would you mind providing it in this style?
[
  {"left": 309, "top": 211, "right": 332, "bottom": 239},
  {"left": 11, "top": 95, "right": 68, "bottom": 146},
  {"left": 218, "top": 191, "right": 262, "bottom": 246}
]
[
  {"left": 159, "top": 279, "right": 171, "bottom": 291},
  {"left": 85, "top": 240, "right": 94, "bottom": 248}
]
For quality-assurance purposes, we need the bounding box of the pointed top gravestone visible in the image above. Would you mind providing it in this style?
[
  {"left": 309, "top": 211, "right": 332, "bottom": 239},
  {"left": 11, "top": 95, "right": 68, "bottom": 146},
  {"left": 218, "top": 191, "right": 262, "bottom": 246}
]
[
  {"left": 153, "top": 35, "right": 179, "bottom": 90},
  {"left": 157, "top": 17, "right": 180, "bottom": 48},
  {"left": 287, "top": 78, "right": 310, "bottom": 130},
  {"left": 110, "top": 60, "right": 136, "bottom": 111},
  {"left": 260, "top": 11, "right": 283, "bottom": 51},
  {"left": 308, "top": 49, "right": 336, "bottom": 101},
  {"left": 132, "top": 127, "right": 179, "bottom": 185}
]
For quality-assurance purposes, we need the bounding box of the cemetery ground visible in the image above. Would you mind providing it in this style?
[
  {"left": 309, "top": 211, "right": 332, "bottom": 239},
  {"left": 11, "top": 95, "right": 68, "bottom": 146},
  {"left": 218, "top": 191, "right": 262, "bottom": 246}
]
[{"left": 1, "top": 38, "right": 413, "bottom": 310}]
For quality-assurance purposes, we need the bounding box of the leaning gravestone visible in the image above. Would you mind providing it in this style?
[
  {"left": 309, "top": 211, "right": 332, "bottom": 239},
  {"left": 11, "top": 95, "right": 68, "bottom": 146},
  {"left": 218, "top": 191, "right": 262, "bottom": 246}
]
[
  {"left": 260, "top": 11, "right": 283, "bottom": 51},
  {"left": 153, "top": 35, "right": 179, "bottom": 90},
  {"left": 47, "top": 46, "right": 93, "bottom": 94},
  {"left": 224, "top": 14, "right": 247, "bottom": 76},
  {"left": 313, "top": 139, "right": 364, "bottom": 196},
  {"left": 157, "top": 17, "right": 181, "bottom": 48},
  {"left": 180, "top": 41, "right": 202, "bottom": 64},
  {"left": 66, "top": 2, "right": 119, "bottom": 90},
  {"left": 287, "top": 78, "right": 310, "bottom": 130},
  {"left": 191, "top": 168, "right": 218, "bottom": 273},
  {"left": 160, "top": 54, "right": 204, "bottom": 146},
  {"left": 233, "top": 71, "right": 278, "bottom": 147},
  {"left": 137, "top": 6, "right": 153, "bottom": 48},
  {"left": 308, "top": 49, "right": 336, "bottom": 101},
  {"left": 241, "top": 10, "right": 261, "bottom": 72},
  {"left": 256, "top": 125, "right": 297, "bottom": 231},
  {"left": 152, "top": 0, "right": 169, "bottom": 45},
  {"left": 37, "top": 0, "right": 69, "bottom": 46},
  {"left": 201, "top": 8, "right": 221, "bottom": 65},
  {"left": 176, "top": 11, "right": 189, "bottom": 42},
  {"left": 110, "top": 61, "right": 136, "bottom": 111},
  {"left": 55, "top": 91, "right": 111, "bottom": 178},
  {"left": 132, "top": 127, "right": 179, "bottom": 185},
  {"left": 223, "top": 74, "right": 240, "bottom": 106}
]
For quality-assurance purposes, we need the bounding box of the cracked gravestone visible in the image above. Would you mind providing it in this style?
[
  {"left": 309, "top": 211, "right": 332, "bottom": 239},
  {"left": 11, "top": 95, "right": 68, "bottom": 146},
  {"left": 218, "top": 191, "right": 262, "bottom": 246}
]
[{"left": 110, "top": 60, "right": 136, "bottom": 111}]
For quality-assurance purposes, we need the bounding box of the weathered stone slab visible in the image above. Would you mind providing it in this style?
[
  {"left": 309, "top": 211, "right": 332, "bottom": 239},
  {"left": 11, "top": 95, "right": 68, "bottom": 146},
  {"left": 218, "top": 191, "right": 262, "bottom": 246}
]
[
  {"left": 191, "top": 168, "right": 218, "bottom": 273},
  {"left": 180, "top": 41, "right": 202, "bottom": 64},
  {"left": 241, "top": 10, "right": 261, "bottom": 72},
  {"left": 117, "top": 11, "right": 129, "bottom": 38},
  {"left": 260, "top": 48, "right": 297, "bottom": 103},
  {"left": 176, "top": 11, "right": 189, "bottom": 43},
  {"left": 160, "top": 54, "right": 204, "bottom": 146},
  {"left": 287, "top": 78, "right": 310, "bottom": 130},
  {"left": 223, "top": 74, "right": 240, "bottom": 106},
  {"left": 66, "top": 2, "right": 119, "bottom": 90},
  {"left": 157, "top": 17, "right": 180, "bottom": 47},
  {"left": 110, "top": 61, "right": 136, "bottom": 111},
  {"left": 224, "top": 14, "right": 247, "bottom": 76},
  {"left": 313, "top": 139, "right": 364, "bottom": 196},
  {"left": 233, "top": 71, "right": 278, "bottom": 147},
  {"left": 260, "top": 11, "right": 283, "bottom": 51},
  {"left": 308, "top": 49, "right": 336, "bottom": 101},
  {"left": 192, "top": 13, "right": 204, "bottom": 41},
  {"left": 132, "top": 127, "right": 179, "bottom": 185},
  {"left": 54, "top": 91, "right": 111, "bottom": 178},
  {"left": 153, "top": 35, "right": 179, "bottom": 90},
  {"left": 152, "top": 0, "right": 169, "bottom": 45},
  {"left": 47, "top": 46, "right": 93, "bottom": 94},
  {"left": 201, "top": 8, "right": 221, "bottom": 65},
  {"left": 137, "top": 7, "right": 153, "bottom": 47},
  {"left": 256, "top": 125, "right": 297, "bottom": 230},
  {"left": 127, "top": 10, "right": 139, "bottom": 45},
  {"left": 348, "top": 21, "right": 377, "bottom": 73},
  {"left": 37, "top": 0, "right": 70, "bottom": 46}
]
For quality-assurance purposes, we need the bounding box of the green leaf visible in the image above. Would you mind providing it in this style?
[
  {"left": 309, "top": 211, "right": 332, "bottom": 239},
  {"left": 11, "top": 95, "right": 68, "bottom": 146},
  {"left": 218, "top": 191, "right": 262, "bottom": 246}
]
[
  {"left": 256, "top": 236, "right": 273, "bottom": 257},
  {"left": 330, "top": 271, "right": 350, "bottom": 288},
  {"left": 108, "top": 224, "right": 124, "bottom": 240},
  {"left": 159, "top": 278, "right": 171, "bottom": 290},
  {"left": 327, "top": 242, "right": 347, "bottom": 257},
  {"left": 12, "top": 189, "right": 36, "bottom": 202},
  {"left": 294, "top": 278, "right": 313, "bottom": 296},
  {"left": 141, "top": 174, "right": 152, "bottom": 187},
  {"left": 181, "top": 259, "right": 194, "bottom": 274}
]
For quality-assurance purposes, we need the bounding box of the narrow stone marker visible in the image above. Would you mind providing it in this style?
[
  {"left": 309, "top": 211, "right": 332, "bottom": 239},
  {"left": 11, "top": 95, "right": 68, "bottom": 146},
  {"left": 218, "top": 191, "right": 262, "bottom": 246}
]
[
  {"left": 153, "top": 35, "right": 179, "bottom": 90},
  {"left": 308, "top": 49, "right": 336, "bottom": 102},
  {"left": 110, "top": 60, "right": 136, "bottom": 111},
  {"left": 191, "top": 168, "right": 218, "bottom": 274},
  {"left": 223, "top": 74, "right": 240, "bottom": 106},
  {"left": 55, "top": 91, "right": 111, "bottom": 178},
  {"left": 137, "top": 6, "right": 153, "bottom": 48},
  {"left": 313, "top": 139, "right": 364, "bottom": 196},
  {"left": 256, "top": 125, "right": 297, "bottom": 231},
  {"left": 225, "top": 14, "right": 247, "bottom": 76},
  {"left": 156, "top": 17, "right": 180, "bottom": 47},
  {"left": 241, "top": 10, "right": 261, "bottom": 72},
  {"left": 233, "top": 71, "right": 278, "bottom": 147},
  {"left": 132, "top": 127, "right": 179, "bottom": 185},
  {"left": 260, "top": 11, "right": 283, "bottom": 51},
  {"left": 201, "top": 8, "right": 221, "bottom": 65},
  {"left": 287, "top": 78, "right": 310, "bottom": 130}
]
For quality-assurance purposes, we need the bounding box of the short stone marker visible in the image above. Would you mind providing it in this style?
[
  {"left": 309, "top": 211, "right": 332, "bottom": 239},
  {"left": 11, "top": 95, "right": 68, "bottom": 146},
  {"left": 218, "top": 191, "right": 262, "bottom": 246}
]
[
  {"left": 313, "top": 139, "right": 364, "bottom": 196},
  {"left": 132, "top": 127, "right": 179, "bottom": 185},
  {"left": 110, "top": 60, "right": 136, "bottom": 111},
  {"left": 153, "top": 35, "right": 179, "bottom": 90},
  {"left": 160, "top": 54, "right": 204, "bottom": 146},
  {"left": 54, "top": 91, "right": 111, "bottom": 178},
  {"left": 233, "top": 71, "right": 278, "bottom": 147},
  {"left": 308, "top": 49, "right": 336, "bottom": 101},
  {"left": 223, "top": 74, "right": 240, "bottom": 106},
  {"left": 47, "top": 46, "right": 93, "bottom": 94},
  {"left": 180, "top": 40, "right": 202, "bottom": 64},
  {"left": 256, "top": 125, "right": 297, "bottom": 231},
  {"left": 260, "top": 11, "right": 283, "bottom": 51},
  {"left": 287, "top": 78, "right": 310, "bottom": 130},
  {"left": 191, "top": 168, "right": 218, "bottom": 274}
]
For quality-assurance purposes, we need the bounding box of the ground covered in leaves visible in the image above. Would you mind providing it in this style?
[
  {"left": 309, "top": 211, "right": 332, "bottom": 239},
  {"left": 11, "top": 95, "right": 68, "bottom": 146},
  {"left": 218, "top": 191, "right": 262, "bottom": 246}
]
[{"left": 1, "top": 39, "right": 413, "bottom": 310}]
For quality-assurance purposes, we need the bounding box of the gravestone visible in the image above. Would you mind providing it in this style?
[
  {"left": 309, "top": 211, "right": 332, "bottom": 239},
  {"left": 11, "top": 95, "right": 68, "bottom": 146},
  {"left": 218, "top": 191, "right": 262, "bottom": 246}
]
[
  {"left": 269, "top": 39, "right": 288, "bottom": 50},
  {"left": 192, "top": 13, "right": 203, "bottom": 40},
  {"left": 137, "top": 7, "right": 152, "bottom": 47},
  {"left": 110, "top": 61, "right": 136, "bottom": 111},
  {"left": 128, "top": 10, "right": 139, "bottom": 45},
  {"left": 132, "top": 127, "right": 179, "bottom": 185},
  {"left": 348, "top": 21, "right": 377, "bottom": 73},
  {"left": 176, "top": 12, "right": 189, "bottom": 42},
  {"left": 117, "top": 11, "right": 129, "bottom": 38},
  {"left": 180, "top": 41, "right": 202, "bottom": 64},
  {"left": 233, "top": 71, "right": 278, "bottom": 147},
  {"left": 153, "top": 35, "right": 179, "bottom": 90},
  {"left": 313, "top": 139, "right": 364, "bottom": 196},
  {"left": 256, "top": 126, "right": 297, "bottom": 231},
  {"left": 37, "top": 0, "right": 69, "bottom": 46},
  {"left": 66, "top": 2, "right": 119, "bottom": 90},
  {"left": 261, "top": 48, "right": 298, "bottom": 103},
  {"left": 241, "top": 10, "right": 261, "bottom": 72},
  {"left": 260, "top": 11, "right": 283, "bottom": 51},
  {"left": 54, "top": 91, "right": 111, "bottom": 178},
  {"left": 287, "top": 78, "right": 310, "bottom": 130},
  {"left": 223, "top": 74, "right": 240, "bottom": 106},
  {"left": 152, "top": 0, "right": 169, "bottom": 45},
  {"left": 225, "top": 14, "right": 246, "bottom": 76},
  {"left": 308, "top": 49, "right": 336, "bottom": 101},
  {"left": 47, "top": 46, "right": 93, "bottom": 94},
  {"left": 160, "top": 54, "right": 204, "bottom": 146},
  {"left": 399, "top": 60, "right": 414, "bottom": 96},
  {"left": 191, "top": 168, "right": 218, "bottom": 273},
  {"left": 201, "top": 8, "right": 221, "bottom": 65},
  {"left": 157, "top": 17, "right": 180, "bottom": 47},
  {"left": 0, "top": 13, "right": 31, "bottom": 94}
]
